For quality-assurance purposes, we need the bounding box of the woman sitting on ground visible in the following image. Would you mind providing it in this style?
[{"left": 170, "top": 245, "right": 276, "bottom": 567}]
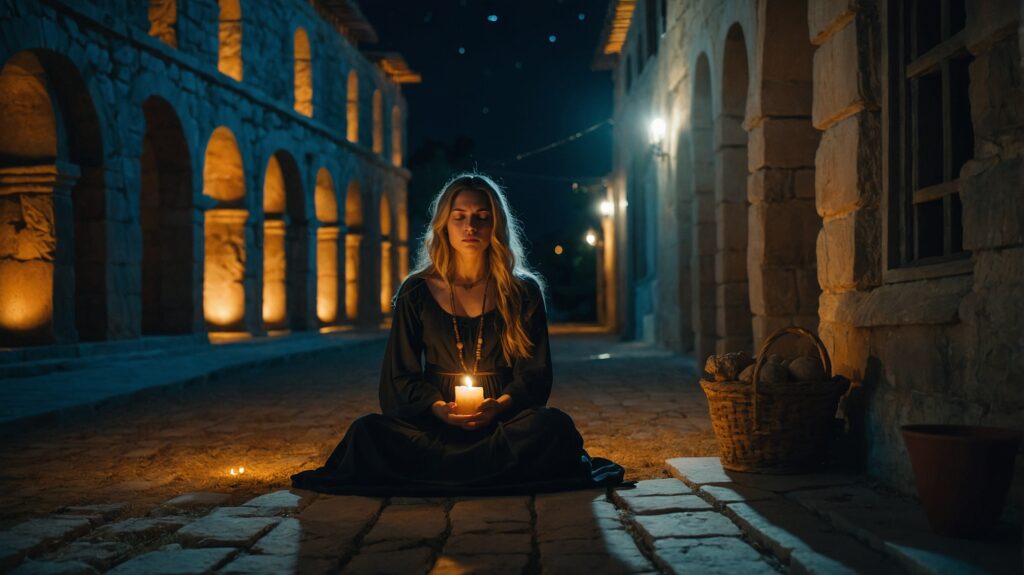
[{"left": 292, "top": 173, "right": 622, "bottom": 495}]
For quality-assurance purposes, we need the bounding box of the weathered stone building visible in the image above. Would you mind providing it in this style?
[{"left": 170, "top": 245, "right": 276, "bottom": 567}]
[
  {"left": 0, "top": 0, "right": 415, "bottom": 348},
  {"left": 596, "top": 0, "right": 1023, "bottom": 513}
]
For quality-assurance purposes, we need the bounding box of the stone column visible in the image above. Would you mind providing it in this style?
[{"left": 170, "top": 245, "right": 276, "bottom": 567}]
[
  {"left": 713, "top": 113, "right": 752, "bottom": 353},
  {"left": 316, "top": 225, "right": 340, "bottom": 325},
  {"left": 262, "top": 218, "right": 286, "bottom": 329},
  {"left": 203, "top": 208, "right": 248, "bottom": 331},
  {"left": 0, "top": 163, "right": 79, "bottom": 346},
  {"left": 380, "top": 238, "right": 393, "bottom": 315},
  {"left": 345, "top": 232, "right": 362, "bottom": 323}
]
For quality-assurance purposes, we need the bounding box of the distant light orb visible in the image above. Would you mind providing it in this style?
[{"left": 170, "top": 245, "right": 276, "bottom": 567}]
[
  {"left": 585, "top": 230, "right": 598, "bottom": 246},
  {"left": 458, "top": 46, "right": 466, "bottom": 55},
  {"left": 487, "top": 14, "right": 498, "bottom": 22},
  {"left": 514, "top": 61, "right": 523, "bottom": 69},
  {"left": 548, "top": 35, "right": 557, "bottom": 43},
  {"left": 578, "top": 13, "right": 586, "bottom": 20},
  {"left": 554, "top": 244, "right": 564, "bottom": 255},
  {"left": 482, "top": 106, "right": 489, "bottom": 114}
]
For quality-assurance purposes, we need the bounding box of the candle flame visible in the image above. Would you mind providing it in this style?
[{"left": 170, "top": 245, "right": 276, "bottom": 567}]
[
  {"left": 229, "top": 467, "right": 246, "bottom": 477},
  {"left": 239, "top": 467, "right": 245, "bottom": 474},
  {"left": 229, "top": 468, "right": 237, "bottom": 476},
  {"left": 463, "top": 375, "right": 474, "bottom": 387}
]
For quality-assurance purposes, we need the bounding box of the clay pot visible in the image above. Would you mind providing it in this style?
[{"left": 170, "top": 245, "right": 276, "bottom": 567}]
[{"left": 901, "top": 424, "right": 1021, "bottom": 538}]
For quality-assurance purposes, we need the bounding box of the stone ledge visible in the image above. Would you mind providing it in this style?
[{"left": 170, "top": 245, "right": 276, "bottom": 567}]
[{"left": 819, "top": 274, "right": 971, "bottom": 327}]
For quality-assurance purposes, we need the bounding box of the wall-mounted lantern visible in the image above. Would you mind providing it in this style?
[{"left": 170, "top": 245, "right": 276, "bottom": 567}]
[{"left": 649, "top": 117, "right": 668, "bottom": 159}]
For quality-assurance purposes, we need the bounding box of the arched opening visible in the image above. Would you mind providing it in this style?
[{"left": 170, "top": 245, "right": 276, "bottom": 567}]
[
  {"left": 314, "top": 168, "right": 339, "bottom": 325},
  {"left": 690, "top": 53, "right": 717, "bottom": 360},
  {"left": 372, "top": 89, "right": 383, "bottom": 154},
  {"left": 344, "top": 181, "right": 363, "bottom": 321},
  {"left": 346, "top": 71, "right": 359, "bottom": 144},
  {"left": 141, "top": 96, "right": 193, "bottom": 335},
  {"left": 148, "top": 0, "right": 177, "bottom": 47},
  {"left": 262, "top": 151, "right": 308, "bottom": 331},
  {"left": 391, "top": 105, "right": 402, "bottom": 167},
  {"left": 748, "top": 0, "right": 820, "bottom": 353},
  {"left": 379, "top": 193, "right": 393, "bottom": 315},
  {"left": 293, "top": 27, "right": 313, "bottom": 117},
  {"left": 217, "top": 0, "right": 243, "bottom": 81},
  {"left": 714, "top": 24, "right": 752, "bottom": 353},
  {"left": 202, "top": 126, "right": 246, "bottom": 330},
  {"left": 0, "top": 50, "right": 106, "bottom": 346}
]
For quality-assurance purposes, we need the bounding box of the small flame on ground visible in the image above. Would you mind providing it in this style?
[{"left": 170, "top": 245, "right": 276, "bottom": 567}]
[{"left": 229, "top": 467, "right": 246, "bottom": 476}]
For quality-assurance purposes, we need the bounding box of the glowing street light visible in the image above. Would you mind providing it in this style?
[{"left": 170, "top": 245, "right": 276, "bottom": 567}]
[
  {"left": 585, "top": 230, "right": 598, "bottom": 247},
  {"left": 649, "top": 117, "right": 668, "bottom": 159},
  {"left": 599, "top": 199, "right": 614, "bottom": 217}
]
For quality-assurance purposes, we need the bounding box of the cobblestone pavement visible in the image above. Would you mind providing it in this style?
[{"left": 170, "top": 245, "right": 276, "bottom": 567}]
[{"left": 0, "top": 333, "right": 758, "bottom": 574}]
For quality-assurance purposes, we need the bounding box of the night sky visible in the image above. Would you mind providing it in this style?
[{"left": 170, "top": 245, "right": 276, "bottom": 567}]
[{"left": 360, "top": 1, "right": 613, "bottom": 316}]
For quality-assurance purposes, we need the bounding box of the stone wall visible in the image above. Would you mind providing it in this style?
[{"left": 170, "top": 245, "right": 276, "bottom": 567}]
[
  {"left": 0, "top": 0, "right": 410, "bottom": 346},
  {"left": 604, "top": 0, "right": 1022, "bottom": 516},
  {"left": 813, "top": 0, "right": 1024, "bottom": 516}
]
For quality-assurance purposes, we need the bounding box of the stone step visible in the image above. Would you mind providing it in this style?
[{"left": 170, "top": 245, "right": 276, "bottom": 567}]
[{"left": 666, "top": 457, "right": 1022, "bottom": 575}]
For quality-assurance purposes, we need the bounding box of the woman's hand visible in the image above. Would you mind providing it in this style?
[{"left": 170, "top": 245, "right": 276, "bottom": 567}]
[
  {"left": 431, "top": 400, "right": 478, "bottom": 429},
  {"left": 461, "top": 398, "right": 503, "bottom": 429}
]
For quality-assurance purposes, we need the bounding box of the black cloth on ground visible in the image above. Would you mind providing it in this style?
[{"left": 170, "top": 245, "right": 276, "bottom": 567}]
[{"left": 290, "top": 275, "right": 624, "bottom": 496}]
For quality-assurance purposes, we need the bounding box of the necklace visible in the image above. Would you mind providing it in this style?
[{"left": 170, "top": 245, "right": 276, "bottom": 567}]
[
  {"left": 454, "top": 276, "right": 487, "bottom": 290},
  {"left": 450, "top": 280, "right": 487, "bottom": 376}
]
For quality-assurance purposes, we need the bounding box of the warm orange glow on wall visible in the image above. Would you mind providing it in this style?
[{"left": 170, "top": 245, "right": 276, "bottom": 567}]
[
  {"left": 203, "top": 209, "right": 247, "bottom": 327},
  {"left": 391, "top": 106, "right": 402, "bottom": 166},
  {"left": 263, "top": 155, "right": 285, "bottom": 213},
  {"left": 203, "top": 127, "right": 244, "bottom": 202},
  {"left": 218, "top": 0, "right": 243, "bottom": 81},
  {"left": 372, "top": 89, "right": 383, "bottom": 154},
  {"left": 315, "top": 168, "right": 337, "bottom": 223},
  {"left": 293, "top": 27, "right": 313, "bottom": 117},
  {"left": 346, "top": 71, "right": 359, "bottom": 143},
  {"left": 380, "top": 239, "right": 393, "bottom": 314},
  {"left": 315, "top": 168, "right": 339, "bottom": 324},
  {"left": 345, "top": 233, "right": 361, "bottom": 320},
  {"left": 398, "top": 245, "right": 409, "bottom": 282},
  {"left": 379, "top": 194, "right": 392, "bottom": 313},
  {"left": 148, "top": 0, "right": 177, "bottom": 47},
  {"left": 317, "top": 226, "right": 339, "bottom": 323},
  {"left": 0, "top": 259, "right": 53, "bottom": 334},
  {"left": 345, "top": 182, "right": 363, "bottom": 228},
  {"left": 262, "top": 219, "right": 286, "bottom": 326},
  {"left": 0, "top": 53, "right": 57, "bottom": 164}
]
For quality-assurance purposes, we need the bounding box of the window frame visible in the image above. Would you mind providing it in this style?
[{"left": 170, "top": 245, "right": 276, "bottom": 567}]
[{"left": 882, "top": 0, "right": 974, "bottom": 282}]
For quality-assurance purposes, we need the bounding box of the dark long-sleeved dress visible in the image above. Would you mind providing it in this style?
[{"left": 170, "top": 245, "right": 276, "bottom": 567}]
[{"left": 291, "top": 275, "right": 624, "bottom": 496}]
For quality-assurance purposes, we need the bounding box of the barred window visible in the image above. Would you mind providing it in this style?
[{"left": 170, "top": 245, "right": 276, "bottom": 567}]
[{"left": 887, "top": 0, "right": 972, "bottom": 267}]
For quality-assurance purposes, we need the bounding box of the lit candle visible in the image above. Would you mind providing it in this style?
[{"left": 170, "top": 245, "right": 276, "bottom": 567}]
[{"left": 454, "top": 375, "right": 484, "bottom": 415}]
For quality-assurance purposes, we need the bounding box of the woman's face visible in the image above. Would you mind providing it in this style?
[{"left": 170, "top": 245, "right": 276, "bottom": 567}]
[{"left": 446, "top": 189, "right": 493, "bottom": 257}]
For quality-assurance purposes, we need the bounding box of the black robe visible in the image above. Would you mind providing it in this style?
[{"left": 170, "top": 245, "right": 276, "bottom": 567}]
[{"left": 290, "top": 275, "right": 624, "bottom": 496}]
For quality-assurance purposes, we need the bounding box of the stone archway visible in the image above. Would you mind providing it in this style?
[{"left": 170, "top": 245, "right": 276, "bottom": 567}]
[
  {"left": 344, "top": 181, "right": 363, "bottom": 322},
  {"left": 714, "top": 23, "right": 752, "bottom": 354},
  {"left": 262, "top": 150, "right": 309, "bottom": 332},
  {"left": 0, "top": 50, "right": 106, "bottom": 346},
  {"left": 202, "top": 126, "right": 246, "bottom": 331},
  {"left": 747, "top": 0, "right": 821, "bottom": 353},
  {"left": 690, "top": 53, "right": 717, "bottom": 360},
  {"left": 141, "top": 96, "right": 194, "bottom": 335}
]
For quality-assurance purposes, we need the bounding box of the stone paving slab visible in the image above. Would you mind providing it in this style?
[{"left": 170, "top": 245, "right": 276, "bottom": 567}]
[
  {"left": 667, "top": 457, "right": 857, "bottom": 492},
  {"left": 789, "top": 485, "right": 1022, "bottom": 575},
  {"left": 88, "top": 516, "right": 189, "bottom": 544},
  {"left": 175, "top": 510, "right": 279, "bottom": 548},
  {"left": 725, "top": 500, "right": 901, "bottom": 575},
  {"left": 219, "top": 552, "right": 336, "bottom": 574},
  {"left": 443, "top": 532, "right": 532, "bottom": 556},
  {"left": 614, "top": 479, "right": 693, "bottom": 498},
  {"left": 632, "top": 511, "right": 742, "bottom": 543},
  {"left": 37, "top": 540, "right": 131, "bottom": 571},
  {"left": 430, "top": 553, "right": 530, "bottom": 575},
  {"left": 448, "top": 497, "right": 531, "bottom": 535},
  {"left": 9, "top": 558, "right": 99, "bottom": 574},
  {"left": 160, "top": 492, "right": 231, "bottom": 512},
  {"left": 698, "top": 484, "right": 777, "bottom": 505},
  {"left": 343, "top": 546, "right": 434, "bottom": 575},
  {"left": 612, "top": 494, "right": 712, "bottom": 515},
  {"left": 241, "top": 489, "right": 314, "bottom": 515},
  {"left": 105, "top": 546, "right": 236, "bottom": 574},
  {"left": 361, "top": 503, "right": 447, "bottom": 546},
  {"left": 651, "top": 536, "right": 776, "bottom": 575}
]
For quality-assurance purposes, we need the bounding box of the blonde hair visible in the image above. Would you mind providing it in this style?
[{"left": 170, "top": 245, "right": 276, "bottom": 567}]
[{"left": 410, "top": 173, "right": 545, "bottom": 362}]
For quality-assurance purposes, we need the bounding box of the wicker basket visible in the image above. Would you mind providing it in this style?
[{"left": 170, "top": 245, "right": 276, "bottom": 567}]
[{"left": 700, "top": 326, "right": 850, "bottom": 473}]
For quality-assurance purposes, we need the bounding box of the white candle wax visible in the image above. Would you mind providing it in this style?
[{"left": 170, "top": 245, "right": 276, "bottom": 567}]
[{"left": 454, "top": 376, "right": 484, "bottom": 415}]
